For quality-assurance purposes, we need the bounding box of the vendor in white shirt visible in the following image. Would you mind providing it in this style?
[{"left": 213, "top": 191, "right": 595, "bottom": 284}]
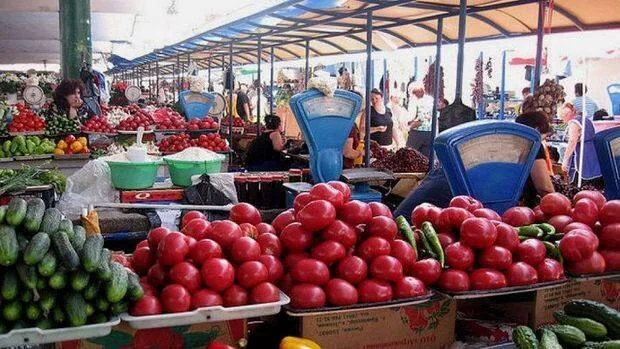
[
  {"left": 388, "top": 91, "right": 410, "bottom": 150},
  {"left": 407, "top": 83, "right": 435, "bottom": 156}
]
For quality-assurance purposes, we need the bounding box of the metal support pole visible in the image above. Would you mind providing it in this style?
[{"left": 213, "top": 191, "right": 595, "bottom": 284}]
[
  {"left": 228, "top": 42, "right": 234, "bottom": 152},
  {"left": 455, "top": 0, "right": 467, "bottom": 100},
  {"left": 176, "top": 56, "right": 181, "bottom": 96},
  {"left": 59, "top": 0, "right": 92, "bottom": 79},
  {"left": 305, "top": 40, "right": 310, "bottom": 89},
  {"left": 257, "top": 36, "right": 262, "bottom": 135},
  {"left": 364, "top": 11, "right": 373, "bottom": 167},
  {"left": 476, "top": 52, "right": 485, "bottom": 119},
  {"left": 270, "top": 47, "right": 275, "bottom": 115},
  {"left": 155, "top": 61, "right": 160, "bottom": 103},
  {"left": 414, "top": 56, "right": 418, "bottom": 81},
  {"left": 533, "top": 0, "right": 546, "bottom": 91},
  {"left": 499, "top": 50, "right": 508, "bottom": 119},
  {"left": 383, "top": 58, "right": 388, "bottom": 105},
  {"left": 370, "top": 59, "right": 375, "bottom": 90},
  {"left": 429, "top": 17, "right": 443, "bottom": 168},
  {"left": 207, "top": 60, "right": 211, "bottom": 86}
]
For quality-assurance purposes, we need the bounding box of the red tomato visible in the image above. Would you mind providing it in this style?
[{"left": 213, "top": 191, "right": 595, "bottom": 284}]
[
  {"left": 567, "top": 251, "right": 606, "bottom": 275},
  {"left": 437, "top": 233, "right": 456, "bottom": 249},
  {"left": 191, "top": 289, "right": 223, "bottom": 309},
  {"left": 271, "top": 209, "right": 296, "bottom": 234},
  {"left": 147, "top": 227, "right": 171, "bottom": 251},
  {"left": 311, "top": 240, "right": 346, "bottom": 265},
  {"left": 239, "top": 223, "right": 259, "bottom": 239},
  {"left": 460, "top": 218, "right": 497, "bottom": 249},
  {"left": 136, "top": 240, "right": 149, "bottom": 250},
  {"left": 437, "top": 207, "right": 473, "bottom": 233},
  {"left": 182, "top": 211, "right": 206, "bottom": 228},
  {"left": 325, "top": 278, "right": 358, "bottom": 306},
  {"left": 280, "top": 222, "right": 313, "bottom": 252},
  {"left": 290, "top": 284, "right": 326, "bottom": 309},
  {"left": 438, "top": 269, "right": 470, "bottom": 292},
  {"left": 494, "top": 223, "right": 520, "bottom": 252},
  {"left": 205, "top": 220, "right": 243, "bottom": 249},
  {"left": 256, "top": 233, "right": 282, "bottom": 257},
  {"left": 181, "top": 218, "right": 210, "bottom": 240},
  {"left": 250, "top": 282, "right": 279, "bottom": 304},
  {"left": 236, "top": 261, "right": 269, "bottom": 289},
  {"left": 201, "top": 258, "right": 235, "bottom": 292},
  {"left": 470, "top": 268, "right": 507, "bottom": 290},
  {"left": 321, "top": 220, "right": 356, "bottom": 249},
  {"left": 328, "top": 181, "right": 352, "bottom": 202},
  {"left": 222, "top": 284, "right": 249, "bottom": 307},
  {"left": 534, "top": 206, "right": 546, "bottom": 223},
  {"left": 309, "top": 183, "right": 345, "bottom": 208},
  {"left": 473, "top": 208, "right": 501, "bottom": 221},
  {"left": 147, "top": 263, "right": 168, "bottom": 287},
  {"left": 536, "top": 258, "right": 565, "bottom": 282},
  {"left": 229, "top": 203, "right": 262, "bottom": 225},
  {"left": 190, "top": 239, "right": 223, "bottom": 265},
  {"left": 600, "top": 250, "right": 620, "bottom": 272},
  {"left": 540, "top": 193, "right": 572, "bottom": 216},
  {"left": 548, "top": 215, "right": 574, "bottom": 233},
  {"left": 445, "top": 242, "right": 475, "bottom": 271},
  {"left": 293, "top": 192, "right": 314, "bottom": 212},
  {"left": 517, "top": 239, "right": 547, "bottom": 266},
  {"left": 394, "top": 276, "right": 427, "bottom": 299},
  {"left": 600, "top": 200, "right": 620, "bottom": 226},
  {"left": 357, "top": 279, "right": 393, "bottom": 303},
  {"left": 600, "top": 224, "right": 620, "bottom": 250},
  {"left": 450, "top": 195, "right": 483, "bottom": 212},
  {"left": 297, "top": 200, "right": 337, "bottom": 232},
  {"left": 157, "top": 232, "right": 189, "bottom": 266},
  {"left": 409, "top": 259, "right": 442, "bottom": 286},
  {"left": 559, "top": 230, "right": 599, "bottom": 262},
  {"left": 368, "top": 202, "right": 392, "bottom": 218},
  {"left": 130, "top": 295, "right": 163, "bottom": 316},
  {"left": 574, "top": 190, "right": 606, "bottom": 210},
  {"left": 411, "top": 203, "right": 442, "bottom": 228},
  {"left": 140, "top": 282, "right": 159, "bottom": 297},
  {"left": 339, "top": 200, "right": 373, "bottom": 225},
  {"left": 291, "top": 259, "right": 330, "bottom": 286},
  {"left": 278, "top": 273, "right": 294, "bottom": 294},
  {"left": 357, "top": 237, "right": 391, "bottom": 262},
  {"left": 230, "top": 237, "right": 261, "bottom": 263},
  {"left": 169, "top": 262, "right": 201, "bottom": 293},
  {"left": 256, "top": 223, "right": 276, "bottom": 236},
  {"left": 366, "top": 216, "right": 398, "bottom": 241},
  {"left": 563, "top": 222, "right": 594, "bottom": 234},
  {"left": 336, "top": 256, "right": 368, "bottom": 285},
  {"left": 506, "top": 262, "right": 538, "bottom": 286},
  {"left": 132, "top": 247, "right": 155, "bottom": 275},
  {"left": 370, "top": 255, "right": 404, "bottom": 282},
  {"left": 161, "top": 284, "right": 192, "bottom": 313},
  {"left": 479, "top": 246, "right": 513, "bottom": 270},
  {"left": 390, "top": 239, "right": 417, "bottom": 270},
  {"left": 571, "top": 198, "right": 599, "bottom": 227},
  {"left": 258, "top": 255, "right": 284, "bottom": 283},
  {"left": 283, "top": 252, "right": 310, "bottom": 270},
  {"left": 502, "top": 207, "right": 536, "bottom": 227}
]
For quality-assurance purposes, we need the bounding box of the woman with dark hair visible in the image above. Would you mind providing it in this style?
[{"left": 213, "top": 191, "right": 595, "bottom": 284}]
[
  {"left": 50, "top": 79, "right": 87, "bottom": 122},
  {"left": 245, "top": 114, "right": 287, "bottom": 171}
]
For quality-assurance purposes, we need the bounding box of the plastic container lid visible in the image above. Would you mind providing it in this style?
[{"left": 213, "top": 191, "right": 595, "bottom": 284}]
[
  {"left": 247, "top": 176, "right": 260, "bottom": 183},
  {"left": 260, "top": 175, "right": 274, "bottom": 182}
]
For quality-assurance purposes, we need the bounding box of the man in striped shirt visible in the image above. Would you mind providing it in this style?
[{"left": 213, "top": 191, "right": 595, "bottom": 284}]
[{"left": 572, "top": 83, "right": 599, "bottom": 119}]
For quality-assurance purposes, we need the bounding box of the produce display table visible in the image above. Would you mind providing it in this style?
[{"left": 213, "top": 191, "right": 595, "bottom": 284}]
[{"left": 1, "top": 157, "right": 89, "bottom": 177}]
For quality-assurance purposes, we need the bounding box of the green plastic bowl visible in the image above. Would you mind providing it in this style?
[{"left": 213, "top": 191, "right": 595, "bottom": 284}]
[
  {"left": 106, "top": 160, "right": 162, "bottom": 190},
  {"left": 164, "top": 155, "right": 225, "bottom": 187}
]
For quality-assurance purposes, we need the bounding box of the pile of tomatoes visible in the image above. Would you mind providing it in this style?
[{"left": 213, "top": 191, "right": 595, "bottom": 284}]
[
  {"left": 117, "top": 113, "right": 154, "bottom": 131},
  {"left": 153, "top": 108, "right": 186, "bottom": 130},
  {"left": 274, "top": 182, "right": 428, "bottom": 309},
  {"left": 536, "top": 192, "right": 620, "bottom": 275},
  {"left": 221, "top": 117, "right": 245, "bottom": 127},
  {"left": 129, "top": 203, "right": 284, "bottom": 316},
  {"left": 188, "top": 117, "right": 219, "bottom": 131},
  {"left": 158, "top": 133, "right": 229, "bottom": 153},
  {"left": 82, "top": 116, "right": 116, "bottom": 134},
  {"left": 8, "top": 104, "right": 45, "bottom": 133}
]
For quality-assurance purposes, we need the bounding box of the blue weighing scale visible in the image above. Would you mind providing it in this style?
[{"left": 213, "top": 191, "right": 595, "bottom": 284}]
[
  {"left": 178, "top": 90, "right": 216, "bottom": 119},
  {"left": 286, "top": 89, "right": 388, "bottom": 203},
  {"left": 434, "top": 120, "right": 542, "bottom": 214},
  {"left": 594, "top": 127, "right": 620, "bottom": 199}
]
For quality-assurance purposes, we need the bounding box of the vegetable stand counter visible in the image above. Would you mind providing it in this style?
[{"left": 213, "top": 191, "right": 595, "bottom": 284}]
[{"left": 0, "top": 158, "right": 89, "bottom": 177}]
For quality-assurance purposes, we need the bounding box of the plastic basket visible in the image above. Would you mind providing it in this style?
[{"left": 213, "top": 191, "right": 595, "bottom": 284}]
[
  {"left": 164, "top": 155, "right": 225, "bottom": 187},
  {"left": 106, "top": 160, "right": 162, "bottom": 189}
]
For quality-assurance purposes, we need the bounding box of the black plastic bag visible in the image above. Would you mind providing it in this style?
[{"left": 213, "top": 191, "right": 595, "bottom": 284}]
[
  {"left": 184, "top": 174, "right": 232, "bottom": 221},
  {"left": 438, "top": 97, "right": 476, "bottom": 133}
]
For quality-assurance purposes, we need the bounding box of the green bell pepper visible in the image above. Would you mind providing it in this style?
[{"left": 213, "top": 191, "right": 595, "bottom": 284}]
[{"left": 25, "top": 140, "right": 36, "bottom": 155}]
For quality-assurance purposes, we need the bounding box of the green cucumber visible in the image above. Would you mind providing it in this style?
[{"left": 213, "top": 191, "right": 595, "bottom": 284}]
[
  {"left": 1, "top": 269, "right": 19, "bottom": 300},
  {"left": 539, "top": 328, "right": 562, "bottom": 349},
  {"left": 37, "top": 250, "right": 57, "bottom": 277},
  {"left": 70, "top": 269, "right": 90, "bottom": 291},
  {"left": 17, "top": 263, "right": 39, "bottom": 299},
  {"left": 40, "top": 208, "right": 62, "bottom": 234},
  {"left": 23, "top": 232, "right": 51, "bottom": 265},
  {"left": 0, "top": 205, "right": 7, "bottom": 224},
  {"left": 81, "top": 234, "right": 104, "bottom": 272},
  {"left": 25, "top": 303, "right": 41, "bottom": 321},
  {"left": 127, "top": 271, "right": 144, "bottom": 301},
  {"left": 48, "top": 269, "right": 67, "bottom": 290},
  {"left": 565, "top": 299, "right": 620, "bottom": 339},
  {"left": 96, "top": 248, "right": 113, "bottom": 281},
  {"left": 65, "top": 292, "right": 88, "bottom": 327},
  {"left": 554, "top": 310, "right": 608, "bottom": 339},
  {"left": 35, "top": 318, "right": 54, "bottom": 330},
  {"left": 52, "top": 230, "right": 80, "bottom": 271},
  {"left": 2, "top": 300, "right": 22, "bottom": 321},
  {"left": 0, "top": 225, "right": 18, "bottom": 266},
  {"left": 85, "top": 303, "right": 95, "bottom": 317},
  {"left": 38, "top": 291, "right": 56, "bottom": 315},
  {"left": 24, "top": 198, "right": 45, "bottom": 233},
  {"left": 583, "top": 340, "right": 620, "bottom": 349},
  {"left": 69, "top": 225, "right": 86, "bottom": 252},
  {"left": 5, "top": 198, "right": 27, "bottom": 227},
  {"left": 106, "top": 261, "right": 128, "bottom": 303},
  {"left": 546, "top": 324, "right": 586, "bottom": 347},
  {"left": 96, "top": 298, "right": 109, "bottom": 312},
  {"left": 90, "top": 313, "right": 109, "bottom": 324},
  {"left": 21, "top": 289, "right": 33, "bottom": 302},
  {"left": 83, "top": 279, "right": 101, "bottom": 300},
  {"left": 110, "top": 301, "right": 129, "bottom": 315},
  {"left": 513, "top": 326, "right": 540, "bottom": 349},
  {"left": 16, "top": 234, "right": 28, "bottom": 251},
  {"left": 36, "top": 277, "right": 46, "bottom": 290},
  {"left": 58, "top": 218, "right": 74, "bottom": 237},
  {"left": 52, "top": 307, "right": 66, "bottom": 325}
]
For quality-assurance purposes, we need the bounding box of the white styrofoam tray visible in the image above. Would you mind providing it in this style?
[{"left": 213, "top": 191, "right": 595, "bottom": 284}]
[
  {"left": 0, "top": 317, "right": 120, "bottom": 346},
  {"left": 121, "top": 291, "right": 289, "bottom": 329}
]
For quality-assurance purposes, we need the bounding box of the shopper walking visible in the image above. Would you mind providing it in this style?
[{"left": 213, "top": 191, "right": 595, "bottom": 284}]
[
  {"left": 572, "top": 83, "right": 599, "bottom": 119},
  {"left": 360, "top": 88, "right": 395, "bottom": 148}
]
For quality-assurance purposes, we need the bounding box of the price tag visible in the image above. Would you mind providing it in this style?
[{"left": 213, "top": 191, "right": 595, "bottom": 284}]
[
  {"left": 458, "top": 134, "right": 533, "bottom": 170},
  {"left": 301, "top": 96, "right": 356, "bottom": 119}
]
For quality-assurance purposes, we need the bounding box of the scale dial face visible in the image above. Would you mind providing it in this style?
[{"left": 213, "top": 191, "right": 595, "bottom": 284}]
[
  {"left": 209, "top": 93, "right": 226, "bottom": 116},
  {"left": 457, "top": 134, "right": 533, "bottom": 170},
  {"left": 23, "top": 85, "right": 44, "bottom": 105},
  {"left": 125, "top": 85, "right": 142, "bottom": 102},
  {"left": 301, "top": 96, "right": 357, "bottom": 119}
]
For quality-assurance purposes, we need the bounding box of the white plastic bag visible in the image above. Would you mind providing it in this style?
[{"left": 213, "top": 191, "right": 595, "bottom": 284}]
[{"left": 57, "top": 159, "right": 116, "bottom": 215}]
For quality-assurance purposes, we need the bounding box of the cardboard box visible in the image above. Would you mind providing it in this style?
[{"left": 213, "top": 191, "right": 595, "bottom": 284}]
[
  {"left": 299, "top": 298, "right": 456, "bottom": 349},
  {"left": 55, "top": 320, "right": 246, "bottom": 349}
]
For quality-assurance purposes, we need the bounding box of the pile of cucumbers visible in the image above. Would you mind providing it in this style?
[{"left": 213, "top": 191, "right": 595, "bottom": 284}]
[
  {"left": 0, "top": 197, "right": 143, "bottom": 334},
  {"left": 514, "top": 299, "right": 620, "bottom": 349}
]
